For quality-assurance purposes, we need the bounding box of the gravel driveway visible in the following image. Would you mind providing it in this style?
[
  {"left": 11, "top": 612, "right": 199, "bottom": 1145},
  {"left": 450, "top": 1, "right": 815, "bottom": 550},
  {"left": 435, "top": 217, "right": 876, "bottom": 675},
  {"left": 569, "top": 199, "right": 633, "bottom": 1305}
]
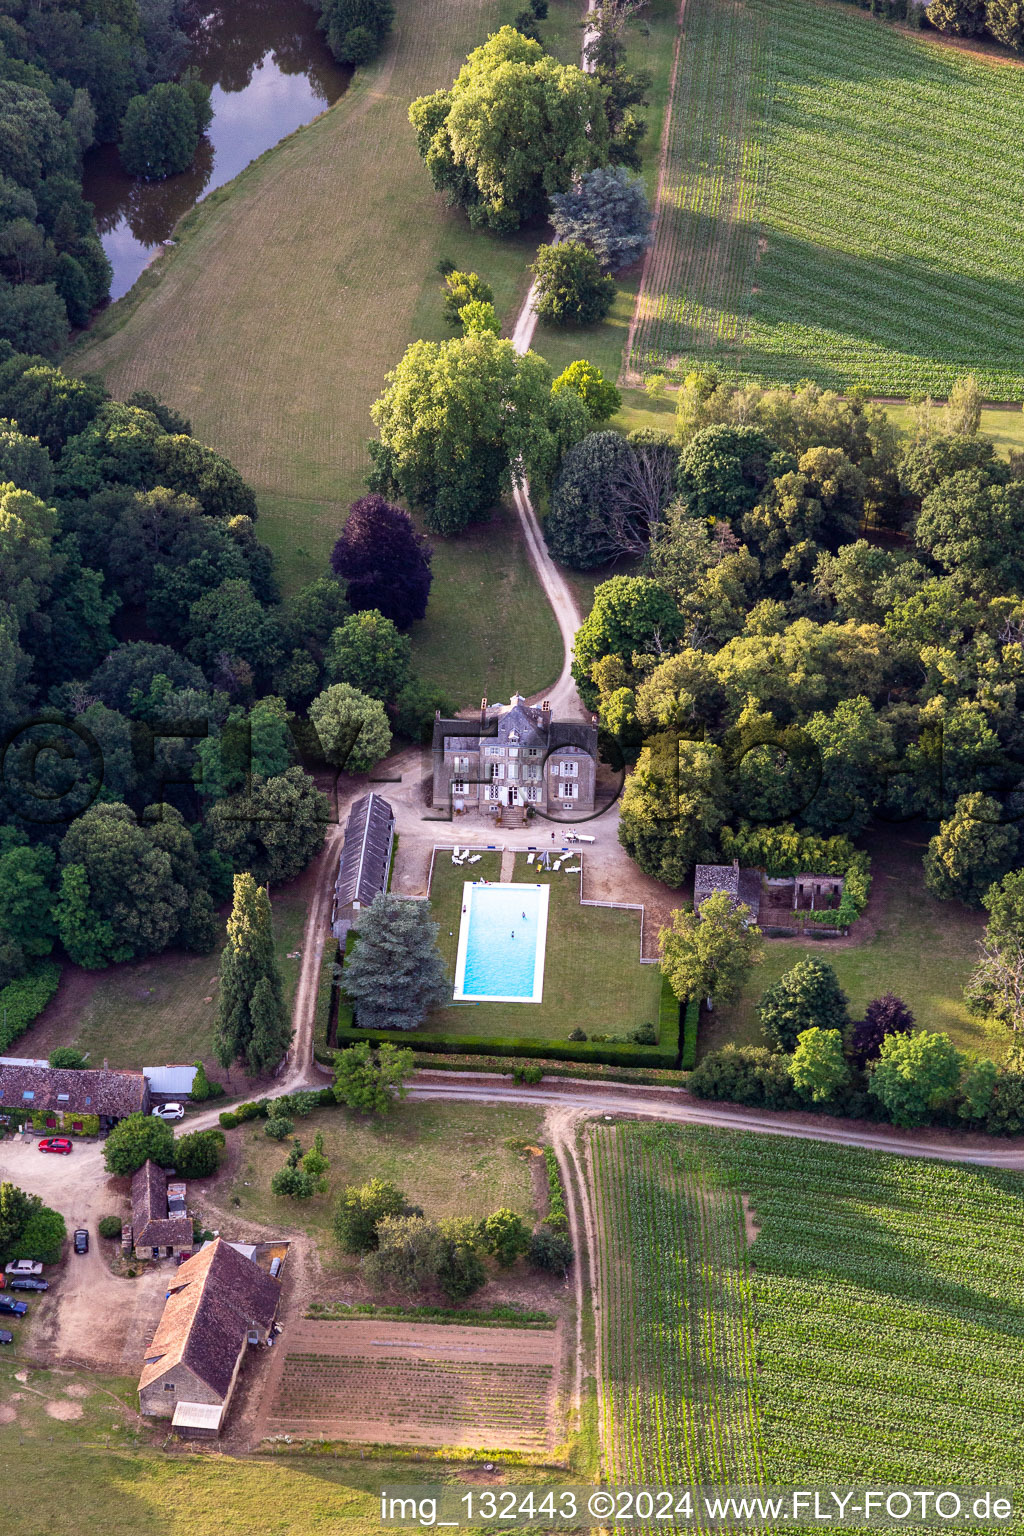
[{"left": 0, "top": 1135, "right": 168, "bottom": 1371}]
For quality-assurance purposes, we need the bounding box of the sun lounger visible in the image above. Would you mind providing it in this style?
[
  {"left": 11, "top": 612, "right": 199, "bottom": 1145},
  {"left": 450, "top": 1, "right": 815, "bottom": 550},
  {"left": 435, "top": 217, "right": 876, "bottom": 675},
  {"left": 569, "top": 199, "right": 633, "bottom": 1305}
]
[
  {"left": 564, "top": 864, "right": 581, "bottom": 872},
  {"left": 468, "top": 854, "right": 482, "bottom": 863},
  {"left": 526, "top": 853, "right": 534, "bottom": 864}
]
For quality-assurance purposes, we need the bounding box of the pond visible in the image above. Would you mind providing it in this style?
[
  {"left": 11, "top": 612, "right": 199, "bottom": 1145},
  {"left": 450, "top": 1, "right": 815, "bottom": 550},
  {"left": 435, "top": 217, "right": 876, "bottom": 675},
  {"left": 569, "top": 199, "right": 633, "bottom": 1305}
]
[{"left": 82, "top": 0, "right": 351, "bottom": 302}]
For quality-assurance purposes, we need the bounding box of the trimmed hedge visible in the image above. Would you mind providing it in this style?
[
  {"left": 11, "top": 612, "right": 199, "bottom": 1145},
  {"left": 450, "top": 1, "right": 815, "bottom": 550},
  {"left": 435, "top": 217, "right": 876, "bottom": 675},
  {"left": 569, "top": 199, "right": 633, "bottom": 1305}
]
[
  {"left": 0, "top": 962, "right": 61, "bottom": 1052},
  {"left": 329, "top": 1026, "right": 677, "bottom": 1070},
  {"left": 659, "top": 971, "right": 679, "bottom": 1046},
  {"left": 680, "top": 998, "right": 700, "bottom": 1071}
]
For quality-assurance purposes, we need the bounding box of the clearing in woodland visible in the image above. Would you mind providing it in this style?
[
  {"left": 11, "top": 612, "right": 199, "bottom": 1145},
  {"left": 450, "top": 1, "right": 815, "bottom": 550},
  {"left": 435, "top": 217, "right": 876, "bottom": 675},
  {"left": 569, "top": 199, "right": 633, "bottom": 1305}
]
[
  {"left": 589, "top": 1122, "right": 1024, "bottom": 1498},
  {"left": 68, "top": 0, "right": 562, "bottom": 702},
  {"left": 265, "top": 1318, "right": 558, "bottom": 1451},
  {"left": 629, "top": 0, "right": 1024, "bottom": 397}
]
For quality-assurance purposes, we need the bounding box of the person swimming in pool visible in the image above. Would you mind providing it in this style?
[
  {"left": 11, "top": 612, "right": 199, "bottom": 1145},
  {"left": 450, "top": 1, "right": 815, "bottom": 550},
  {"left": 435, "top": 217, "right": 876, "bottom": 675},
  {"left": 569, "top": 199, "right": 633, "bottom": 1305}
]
[
  {"left": 521, "top": 911, "right": 527, "bottom": 920},
  {"left": 511, "top": 930, "right": 515, "bottom": 939}
]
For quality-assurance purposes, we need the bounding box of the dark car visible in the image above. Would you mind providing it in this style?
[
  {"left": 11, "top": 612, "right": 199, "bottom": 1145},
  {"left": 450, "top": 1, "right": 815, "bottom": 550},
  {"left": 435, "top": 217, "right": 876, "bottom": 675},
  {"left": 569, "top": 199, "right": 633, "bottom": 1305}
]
[
  {"left": 38, "top": 1137, "right": 73, "bottom": 1154},
  {"left": 9, "top": 1277, "right": 48, "bottom": 1292},
  {"left": 73, "top": 1229, "right": 89, "bottom": 1255},
  {"left": 0, "top": 1297, "right": 27, "bottom": 1317},
  {"left": 0, "top": 1329, "right": 12, "bottom": 1345}
]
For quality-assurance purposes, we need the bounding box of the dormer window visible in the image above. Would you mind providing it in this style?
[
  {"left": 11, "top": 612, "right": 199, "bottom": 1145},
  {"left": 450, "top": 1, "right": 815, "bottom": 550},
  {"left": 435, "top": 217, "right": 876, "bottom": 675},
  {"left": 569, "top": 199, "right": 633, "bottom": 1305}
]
[
  {"left": 21, "top": 1091, "right": 33, "bottom": 1102},
  {"left": 57, "top": 1094, "right": 70, "bottom": 1103}
]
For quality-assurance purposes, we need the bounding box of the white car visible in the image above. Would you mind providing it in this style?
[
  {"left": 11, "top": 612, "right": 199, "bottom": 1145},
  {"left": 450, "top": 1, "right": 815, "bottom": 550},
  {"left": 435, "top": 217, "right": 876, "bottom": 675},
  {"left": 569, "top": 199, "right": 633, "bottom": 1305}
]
[
  {"left": 151, "top": 1102, "right": 185, "bottom": 1122},
  {"left": 4, "top": 1259, "right": 42, "bottom": 1276}
]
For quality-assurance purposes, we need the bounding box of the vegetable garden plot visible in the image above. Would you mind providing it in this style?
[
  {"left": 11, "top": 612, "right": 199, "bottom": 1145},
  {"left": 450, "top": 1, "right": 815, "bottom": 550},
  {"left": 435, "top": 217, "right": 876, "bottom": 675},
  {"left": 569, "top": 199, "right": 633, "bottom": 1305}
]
[
  {"left": 265, "top": 1319, "right": 559, "bottom": 1452},
  {"left": 630, "top": 0, "right": 1024, "bottom": 397},
  {"left": 591, "top": 1123, "right": 1024, "bottom": 1519}
]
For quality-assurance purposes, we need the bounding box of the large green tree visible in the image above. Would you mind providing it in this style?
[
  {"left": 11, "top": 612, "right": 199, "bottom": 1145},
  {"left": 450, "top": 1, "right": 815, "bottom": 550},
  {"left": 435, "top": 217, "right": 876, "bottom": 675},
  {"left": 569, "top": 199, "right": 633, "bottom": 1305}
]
[
  {"left": 326, "top": 609, "right": 411, "bottom": 701},
  {"left": 987, "top": 0, "right": 1024, "bottom": 49},
  {"left": 409, "top": 26, "right": 609, "bottom": 232},
  {"left": 924, "top": 793, "right": 1020, "bottom": 907},
  {"left": 757, "top": 958, "right": 849, "bottom": 1053},
  {"left": 618, "top": 737, "right": 728, "bottom": 887},
  {"left": 341, "top": 893, "right": 450, "bottom": 1030},
  {"left": 214, "top": 873, "right": 292, "bottom": 1075},
  {"left": 532, "top": 241, "right": 616, "bottom": 327},
  {"left": 333, "top": 1178, "right": 408, "bottom": 1253},
  {"left": 103, "top": 1113, "right": 175, "bottom": 1176},
  {"left": 56, "top": 804, "right": 205, "bottom": 968},
  {"left": 790, "top": 1027, "right": 849, "bottom": 1105},
  {"left": 868, "top": 1030, "right": 964, "bottom": 1128},
  {"left": 658, "top": 891, "right": 762, "bottom": 1009},
  {"left": 206, "top": 768, "right": 329, "bottom": 886},
  {"left": 119, "top": 81, "right": 209, "bottom": 180},
  {"left": 572, "top": 575, "right": 685, "bottom": 708},
  {"left": 368, "top": 332, "right": 578, "bottom": 535},
  {"left": 309, "top": 682, "right": 391, "bottom": 772},
  {"left": 332, "top": 1039, "right": 414, "bottom": 1115}
]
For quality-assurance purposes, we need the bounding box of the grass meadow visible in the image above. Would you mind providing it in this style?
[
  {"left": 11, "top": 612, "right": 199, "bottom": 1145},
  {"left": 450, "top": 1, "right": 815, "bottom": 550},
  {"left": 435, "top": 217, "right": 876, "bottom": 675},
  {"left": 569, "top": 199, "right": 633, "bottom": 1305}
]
[
  {"left": 0, "top": 1362, "right": 555, "bottom": 1536},
  {"left": 19, "top": 875, "right": 311, "bottom": 1078},
  {"left": 699, "top": 828, "right": 1003, "bottom": 1064},
  {"left": 593, "top": 1122, "right": 1024, "bottom": 1498},
  {"left": 630, "top": 0, "right": 1024, "bottom": 398},
  {"left": 423, "top": 851, "right": 664, "bottom": 1042},
  {"left": 223, "top": 1099, "right": 541, "bottom": 1262}
]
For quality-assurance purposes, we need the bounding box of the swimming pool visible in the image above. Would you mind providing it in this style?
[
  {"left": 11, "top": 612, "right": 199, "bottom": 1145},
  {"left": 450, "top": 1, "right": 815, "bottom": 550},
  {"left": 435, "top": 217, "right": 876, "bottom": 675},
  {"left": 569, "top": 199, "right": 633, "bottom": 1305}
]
[{"left": 453, "top": 882, "right": 550, "bottom": 1004}]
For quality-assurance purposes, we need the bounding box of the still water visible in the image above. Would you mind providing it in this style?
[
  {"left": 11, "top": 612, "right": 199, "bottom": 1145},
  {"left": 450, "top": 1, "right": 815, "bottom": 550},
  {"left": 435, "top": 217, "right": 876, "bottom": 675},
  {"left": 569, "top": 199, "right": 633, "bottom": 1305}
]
[{"left": 82, "top": 0, "right": 351, "bottom": 301}]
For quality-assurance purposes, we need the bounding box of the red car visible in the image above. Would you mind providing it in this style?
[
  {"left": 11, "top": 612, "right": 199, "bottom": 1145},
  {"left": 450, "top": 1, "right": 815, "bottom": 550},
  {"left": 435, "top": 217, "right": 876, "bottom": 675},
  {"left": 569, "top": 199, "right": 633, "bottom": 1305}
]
[{"left": 37, "top": 1137, "right": 72, "bottom": 1155}]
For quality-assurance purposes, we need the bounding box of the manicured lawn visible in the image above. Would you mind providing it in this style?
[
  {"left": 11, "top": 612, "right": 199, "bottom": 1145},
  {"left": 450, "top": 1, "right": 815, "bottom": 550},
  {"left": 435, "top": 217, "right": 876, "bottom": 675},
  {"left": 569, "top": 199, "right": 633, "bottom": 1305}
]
[
  {"left": 0, "top": 1363, "right": 552, "bottom": 1536},
  {"left": 69, "top": 0, "right": 563, "bottom": 701},
  {"left": 425, "top": 851, "right": 664, "bottom": 1041},
  {"left": 698, "top": 827, "right": 1004, "bottom": 1064},
  {"left": 632, "top": 0, "right": 1024, "bottom": 397},
  {"left": 19, "top": 877, "right": 312, "bottom": 1079},
  {"left": 222, "top": 1099, "right": 542, "bottom": 1262}
]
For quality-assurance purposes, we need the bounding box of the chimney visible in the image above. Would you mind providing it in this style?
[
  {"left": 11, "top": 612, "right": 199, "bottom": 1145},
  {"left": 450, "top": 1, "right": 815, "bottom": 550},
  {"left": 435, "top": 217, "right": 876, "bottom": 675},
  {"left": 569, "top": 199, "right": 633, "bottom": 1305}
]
[
  {"left": 542, "top": 699, "right": 551, "bottom": 714},
  {"left": 434, "top": 708, "right": 441, "bottom": 720},
  {"left": 102, "top": 1058, "right": 109, "bottom": 1071},
  {"left": 480, "top": 696, "right": 488, "bottom": 727}
]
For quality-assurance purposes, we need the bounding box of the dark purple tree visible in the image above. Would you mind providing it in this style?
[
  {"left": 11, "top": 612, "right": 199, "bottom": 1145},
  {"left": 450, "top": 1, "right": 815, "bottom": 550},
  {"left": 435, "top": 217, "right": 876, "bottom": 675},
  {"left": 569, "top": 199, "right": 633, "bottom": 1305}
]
[
  {"left": 330, "top": 495, "right": 433, "bottom": 631},
  {"left": 851, "top": 993, "right": 915, "bottom": 1068}
]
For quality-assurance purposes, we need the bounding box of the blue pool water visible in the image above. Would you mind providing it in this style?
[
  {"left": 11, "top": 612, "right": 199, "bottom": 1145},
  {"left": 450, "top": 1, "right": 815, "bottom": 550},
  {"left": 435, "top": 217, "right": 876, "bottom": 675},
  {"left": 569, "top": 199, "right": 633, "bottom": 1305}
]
[{"left": 457, "top": 884, "right": 548, "bottom": 1002}]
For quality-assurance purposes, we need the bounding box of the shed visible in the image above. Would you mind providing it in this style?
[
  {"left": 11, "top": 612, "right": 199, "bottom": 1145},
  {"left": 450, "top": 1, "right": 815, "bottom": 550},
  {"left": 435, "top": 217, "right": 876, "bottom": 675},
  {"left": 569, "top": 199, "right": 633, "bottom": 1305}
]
[
  {"left": 332, "top": 792, "right": 395, "bottom": 931},
  {"left": 144, "top": 1065, "right": 199, "bottom": 1099},
  {"left": 171, "top": 1400, "right": 225, "bottom": 1438}
]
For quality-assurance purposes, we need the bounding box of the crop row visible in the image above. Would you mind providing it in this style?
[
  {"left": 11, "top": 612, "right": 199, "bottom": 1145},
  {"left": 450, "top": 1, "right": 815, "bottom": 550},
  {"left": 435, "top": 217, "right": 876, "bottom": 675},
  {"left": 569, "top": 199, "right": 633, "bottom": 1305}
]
[
  {"left": 635, "top": 0, "right": 1024, "bottom": 397},
  {"left": 591, "top": 1121, "right": 1024, "bottom": 1524}
]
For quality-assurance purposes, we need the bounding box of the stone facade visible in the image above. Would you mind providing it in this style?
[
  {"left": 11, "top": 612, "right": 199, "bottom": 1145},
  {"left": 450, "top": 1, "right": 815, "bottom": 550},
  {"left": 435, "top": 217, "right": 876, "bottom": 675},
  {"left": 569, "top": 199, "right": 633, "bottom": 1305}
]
[{"left": 432, "top": 694, "right": 598, "bottom": 818}]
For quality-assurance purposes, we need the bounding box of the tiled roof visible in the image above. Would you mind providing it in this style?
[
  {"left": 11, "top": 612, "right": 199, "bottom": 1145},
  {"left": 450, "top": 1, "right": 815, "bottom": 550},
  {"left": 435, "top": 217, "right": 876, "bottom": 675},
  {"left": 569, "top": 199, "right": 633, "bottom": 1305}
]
[
  {"left": 433, "top": 695, "right": 597, "bottom": 758},
  {"left": 0, "top": 1064, "right": 148, "bottom": 1120},
  {"left": 132, "top": 1160, "right": 191, "bottom": 1250},
  {"left": 139, "top": 1238, "right": 280, "bottom": 1400}
]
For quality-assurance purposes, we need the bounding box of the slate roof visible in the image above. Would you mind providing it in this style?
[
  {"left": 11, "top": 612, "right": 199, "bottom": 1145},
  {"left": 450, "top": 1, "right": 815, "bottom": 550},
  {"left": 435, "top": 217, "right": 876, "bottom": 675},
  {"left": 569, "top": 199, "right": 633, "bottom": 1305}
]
[
  {"left": 132, "top": 1160, "right": 192, "bottom": 1251},
  {"left": 335, "top": 793, "right": 395, "bottom": 909},
  {"left": 139, "top": 1238, "right": 281, "bottom": 1401},
  {"left": 0, "top": 1063, "right": 148, "bottom": 1120},
  {"left": 694, "top": 864, "right": 762, "bottom": 922},
  {"left": 433, "top": 695, "right": 597, "bottom": 757}
]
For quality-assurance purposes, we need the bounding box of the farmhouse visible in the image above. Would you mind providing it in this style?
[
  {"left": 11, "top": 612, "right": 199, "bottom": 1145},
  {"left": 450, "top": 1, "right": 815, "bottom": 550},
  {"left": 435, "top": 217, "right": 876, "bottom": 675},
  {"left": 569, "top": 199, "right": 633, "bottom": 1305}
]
[
  {"left": 332, "top": 792, "right": 395, "bottom": 936},
  {"left": 138, "top": 1237, "right": 281, "bottom": 1431},
  {"left": 131, "top": 1160, "right": 193, "bottom": 1261},
  {"left": 0, "top": 1061, "right": 149, "bottom": 1134},
  {"left": 433, "top": 693, "right": 598, "bottom": 817}
]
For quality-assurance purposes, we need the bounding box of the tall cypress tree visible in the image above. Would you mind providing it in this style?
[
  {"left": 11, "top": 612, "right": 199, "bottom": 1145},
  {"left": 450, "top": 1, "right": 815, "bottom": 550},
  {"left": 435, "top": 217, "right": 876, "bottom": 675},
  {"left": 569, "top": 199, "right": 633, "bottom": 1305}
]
[{"left": 215, "top": 873, "right": 292, "bottom": 1074}]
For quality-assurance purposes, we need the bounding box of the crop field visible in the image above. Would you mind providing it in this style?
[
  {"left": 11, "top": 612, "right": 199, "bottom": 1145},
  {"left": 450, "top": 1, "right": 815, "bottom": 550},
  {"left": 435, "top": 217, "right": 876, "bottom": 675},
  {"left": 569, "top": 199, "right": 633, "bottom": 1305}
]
[
  {"left": 629, "top": 0, "right": 1024, "bottom": 397},
  {"left": 266, "top": 1319, "right": 558, "bottom": 1451},
  {"left": 590, "top": 1122, "right": 1024, "bottom": 1499}
]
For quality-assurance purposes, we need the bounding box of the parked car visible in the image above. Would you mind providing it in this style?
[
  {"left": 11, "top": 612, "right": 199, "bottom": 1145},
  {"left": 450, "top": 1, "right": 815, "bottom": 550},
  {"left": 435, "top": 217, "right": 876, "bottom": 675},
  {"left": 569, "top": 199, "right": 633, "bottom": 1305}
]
[
  {"left": 151, "top": 1102, "right": 185, "bottom": 1122},
  {"left": 9, "top": 1278, "right": 48, "bottom": 1292},
  {"left": 0, "top": 1297, "right": 28, "bottom": 1317},
  {"left": 37, "top": 1137, "right": 72, "bottom": 1154},
  {"left": 73, "top": 1229, "right": 89, "bottom": 1255},
  {"left": 0, "top": 1329, "right": 12, "bottom": 1345},
  {"left": 4, "top": 1260, "right": 42, "bottom": 1276}
]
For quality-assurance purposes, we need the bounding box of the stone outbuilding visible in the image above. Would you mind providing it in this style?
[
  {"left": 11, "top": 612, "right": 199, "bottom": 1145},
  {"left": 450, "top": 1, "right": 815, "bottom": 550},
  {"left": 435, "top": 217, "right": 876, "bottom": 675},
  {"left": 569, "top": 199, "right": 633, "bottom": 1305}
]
[
  {"left": 694, "top": 862, "right": 764, "bottom": 924},
  {"left": 0, "top": 1060, "right": 149, "bottom": 1134},
  {"left": 331, "top": 791, "right": 395, "bottom": 937},
  {"left": 138, "top": 1237, "right": 281, "bottom": 1428},
  {"left": 131, "top": 1159, "right": 193, "bottom": 1261}
]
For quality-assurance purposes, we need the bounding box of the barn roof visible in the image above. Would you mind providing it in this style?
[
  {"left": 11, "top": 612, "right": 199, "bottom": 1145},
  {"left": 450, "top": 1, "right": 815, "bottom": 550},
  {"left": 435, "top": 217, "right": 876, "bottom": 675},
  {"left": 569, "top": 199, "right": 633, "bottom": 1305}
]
[
  {"left": 335, "top": 792, "right": 395, "bottom": 909},
  {"left": 132, "top": 1160, "right": 192, "bottom": 1250},
  {"left": 139, "top": 1238, "right": 280, "bottom": 1400},
  {"left": 0, "top": 1063, "right": 148, "bottom": 1120}
]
